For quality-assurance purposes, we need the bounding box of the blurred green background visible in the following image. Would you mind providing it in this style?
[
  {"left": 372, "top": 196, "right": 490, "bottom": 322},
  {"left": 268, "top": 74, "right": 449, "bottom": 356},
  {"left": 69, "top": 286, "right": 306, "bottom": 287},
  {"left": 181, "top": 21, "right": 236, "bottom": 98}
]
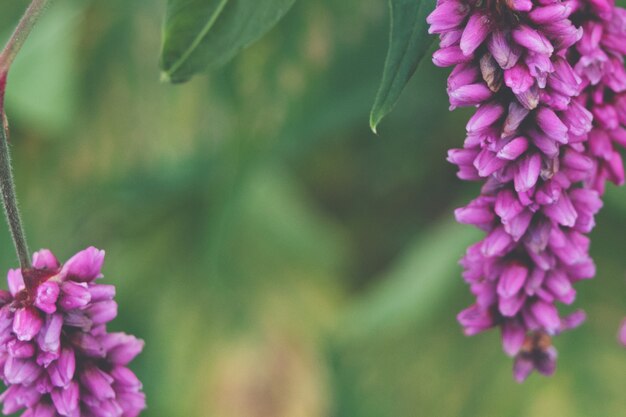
[{"left": 0, "top": 0, "right": 625, "bottom": 416}]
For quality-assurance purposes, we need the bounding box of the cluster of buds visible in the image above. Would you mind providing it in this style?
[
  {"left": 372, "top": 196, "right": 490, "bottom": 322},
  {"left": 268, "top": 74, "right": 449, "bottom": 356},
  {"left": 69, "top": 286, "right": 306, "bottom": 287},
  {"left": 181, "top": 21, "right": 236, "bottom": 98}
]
[
  {"left": 428, "top": 0, "right": 626, "bottom": 381},
  {"left": 0, "top": 247, "right": 145, "bottom": 416},
  {"left": 0, "top": 2, "right": 147, "bottom": 415}
]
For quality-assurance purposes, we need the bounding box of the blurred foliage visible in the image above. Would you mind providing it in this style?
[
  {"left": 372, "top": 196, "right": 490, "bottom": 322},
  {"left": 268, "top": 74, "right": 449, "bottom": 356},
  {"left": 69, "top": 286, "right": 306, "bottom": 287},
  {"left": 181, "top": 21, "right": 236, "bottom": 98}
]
[{"left": 0, "top": 0, "right": 623, "bottom": 416}]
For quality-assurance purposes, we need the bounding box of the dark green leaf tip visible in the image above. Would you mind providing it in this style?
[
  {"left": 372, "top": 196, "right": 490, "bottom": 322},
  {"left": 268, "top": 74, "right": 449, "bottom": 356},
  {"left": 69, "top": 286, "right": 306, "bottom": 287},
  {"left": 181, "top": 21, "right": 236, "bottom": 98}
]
[{"left": 369, "top": 0, "right": 436, "bottom": 133}]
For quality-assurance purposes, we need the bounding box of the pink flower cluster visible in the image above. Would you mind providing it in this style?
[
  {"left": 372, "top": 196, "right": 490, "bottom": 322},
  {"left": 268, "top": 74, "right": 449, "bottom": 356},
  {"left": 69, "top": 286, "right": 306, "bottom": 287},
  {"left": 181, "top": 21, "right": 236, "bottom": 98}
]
[
  {"left": 0, "top": 247, "right": 145, "bottom": 416},
  {"left": 428, "top": 0, "right": 626, "bottom": 381}
]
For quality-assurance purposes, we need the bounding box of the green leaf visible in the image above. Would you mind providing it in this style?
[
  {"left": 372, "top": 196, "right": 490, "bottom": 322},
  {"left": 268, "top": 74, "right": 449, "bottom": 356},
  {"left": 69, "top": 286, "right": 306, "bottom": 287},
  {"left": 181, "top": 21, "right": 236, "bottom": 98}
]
[
  {"left": 160, "top": 0, "right": 296, "bottom": 83},
  {"left": 369, "top": 0, "right": 436, "bottom": 133}
]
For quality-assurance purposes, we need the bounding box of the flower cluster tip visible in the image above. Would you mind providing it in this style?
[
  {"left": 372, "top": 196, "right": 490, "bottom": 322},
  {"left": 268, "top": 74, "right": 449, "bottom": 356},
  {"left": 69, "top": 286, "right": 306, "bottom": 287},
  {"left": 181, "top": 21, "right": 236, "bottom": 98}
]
[{"left": 0, "top": 247, "right": 145, "bottom": 417}]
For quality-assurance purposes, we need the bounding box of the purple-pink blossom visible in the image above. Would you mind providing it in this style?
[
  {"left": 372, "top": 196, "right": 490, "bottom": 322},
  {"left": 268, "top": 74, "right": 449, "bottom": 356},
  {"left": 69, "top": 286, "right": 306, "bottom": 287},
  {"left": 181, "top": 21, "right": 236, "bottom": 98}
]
[
  {"left": 0, "top": 247, "right": 145, "bottom": 416},
  {"left": 571, "top": 3, "right": 626, "bottom": 195},
  {"left": 567, "top": 0, "right": 626, "bottom": 349},
  {"left": 428, "top": 0, "right": 626, "bottom": 381}
]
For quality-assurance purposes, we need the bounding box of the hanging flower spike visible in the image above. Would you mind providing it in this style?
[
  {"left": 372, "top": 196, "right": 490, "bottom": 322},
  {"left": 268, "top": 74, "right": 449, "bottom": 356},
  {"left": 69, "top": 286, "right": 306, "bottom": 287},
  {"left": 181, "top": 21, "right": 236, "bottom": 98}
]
[
  {"left": 427, "top": 0, "right": 615, "bottom": 381},
  {"left": 566, "top": 0, "right": 626, "bottom": 344},
  {"left": 0, "top": 247, "right": 145, "bottom": 417},
  {"left": 0, "top": 2, "right": 146, "bottom": 413}
]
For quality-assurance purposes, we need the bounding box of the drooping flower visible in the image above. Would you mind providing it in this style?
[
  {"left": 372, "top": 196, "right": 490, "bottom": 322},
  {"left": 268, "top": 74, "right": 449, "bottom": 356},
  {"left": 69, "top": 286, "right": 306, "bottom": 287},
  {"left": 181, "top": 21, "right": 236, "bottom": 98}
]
[
  {"left": 427, "top": 0, "right": 614, "bottom": 381},
  {"left": 567, "top": 0, "right": 626, "bottom": 352},
  {"left": 0, "top": 247, "right": 145, "bottom": 417}
]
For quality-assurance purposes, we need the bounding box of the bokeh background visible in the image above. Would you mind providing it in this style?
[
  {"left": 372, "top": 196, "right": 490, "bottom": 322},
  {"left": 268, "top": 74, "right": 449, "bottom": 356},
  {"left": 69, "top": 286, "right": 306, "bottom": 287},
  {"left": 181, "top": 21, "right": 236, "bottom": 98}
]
[{"left": 0, "top": 0, "right": 625, "bottom": 416}]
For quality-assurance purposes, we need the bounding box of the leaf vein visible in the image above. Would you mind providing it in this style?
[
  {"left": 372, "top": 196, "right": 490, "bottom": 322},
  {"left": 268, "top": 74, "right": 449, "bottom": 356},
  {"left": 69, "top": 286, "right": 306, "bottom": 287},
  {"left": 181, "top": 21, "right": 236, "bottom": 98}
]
[{"left": 165, "top": 0, "right": 230, "bottom": 77}]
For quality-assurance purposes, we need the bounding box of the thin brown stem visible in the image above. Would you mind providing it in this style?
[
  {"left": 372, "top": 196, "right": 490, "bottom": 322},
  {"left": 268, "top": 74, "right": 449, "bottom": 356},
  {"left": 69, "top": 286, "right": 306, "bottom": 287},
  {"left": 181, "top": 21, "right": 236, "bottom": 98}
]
[
  {"left": 0, "top": 0, "right": 54, "bottom": 271},
  {"left": 0, "top": 96, "right": 30, "bottom": 270},
  {"left": 0, "top": 0, "right": 53, "bottom": 75}
]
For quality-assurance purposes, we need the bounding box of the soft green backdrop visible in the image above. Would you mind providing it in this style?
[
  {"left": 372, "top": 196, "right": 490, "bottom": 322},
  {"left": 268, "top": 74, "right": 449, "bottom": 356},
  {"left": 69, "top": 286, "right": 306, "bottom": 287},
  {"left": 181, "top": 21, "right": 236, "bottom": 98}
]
[{"left": 0, "top": 1, "right": 625, "bottom": 416}]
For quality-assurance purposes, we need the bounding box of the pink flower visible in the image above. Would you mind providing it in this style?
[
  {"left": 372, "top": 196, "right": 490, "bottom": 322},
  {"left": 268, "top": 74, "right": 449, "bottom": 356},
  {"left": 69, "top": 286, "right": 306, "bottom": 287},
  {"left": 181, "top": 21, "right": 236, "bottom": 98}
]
[
  {"left": 428, "top": 0, "right": 626, "bottom": 381},
  {"left": 569, "top": 1, "right": 626, "bottom": 347},
  {"left": 0, "top": 247, "right": 145, "bottom": 417}
]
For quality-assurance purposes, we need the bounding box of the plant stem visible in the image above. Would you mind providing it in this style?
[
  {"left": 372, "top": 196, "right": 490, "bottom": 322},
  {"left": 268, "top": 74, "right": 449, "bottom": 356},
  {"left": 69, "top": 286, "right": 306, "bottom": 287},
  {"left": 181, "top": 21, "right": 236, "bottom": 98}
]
[
  {"left": 0, "top": 91, "right": 30, "bottom": 270},
  {"left": 0, "top": 0, "right": 52, "bottom": 75},
  {"left": 0, "top": 0, "right": 53, "bottom": 271}
]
